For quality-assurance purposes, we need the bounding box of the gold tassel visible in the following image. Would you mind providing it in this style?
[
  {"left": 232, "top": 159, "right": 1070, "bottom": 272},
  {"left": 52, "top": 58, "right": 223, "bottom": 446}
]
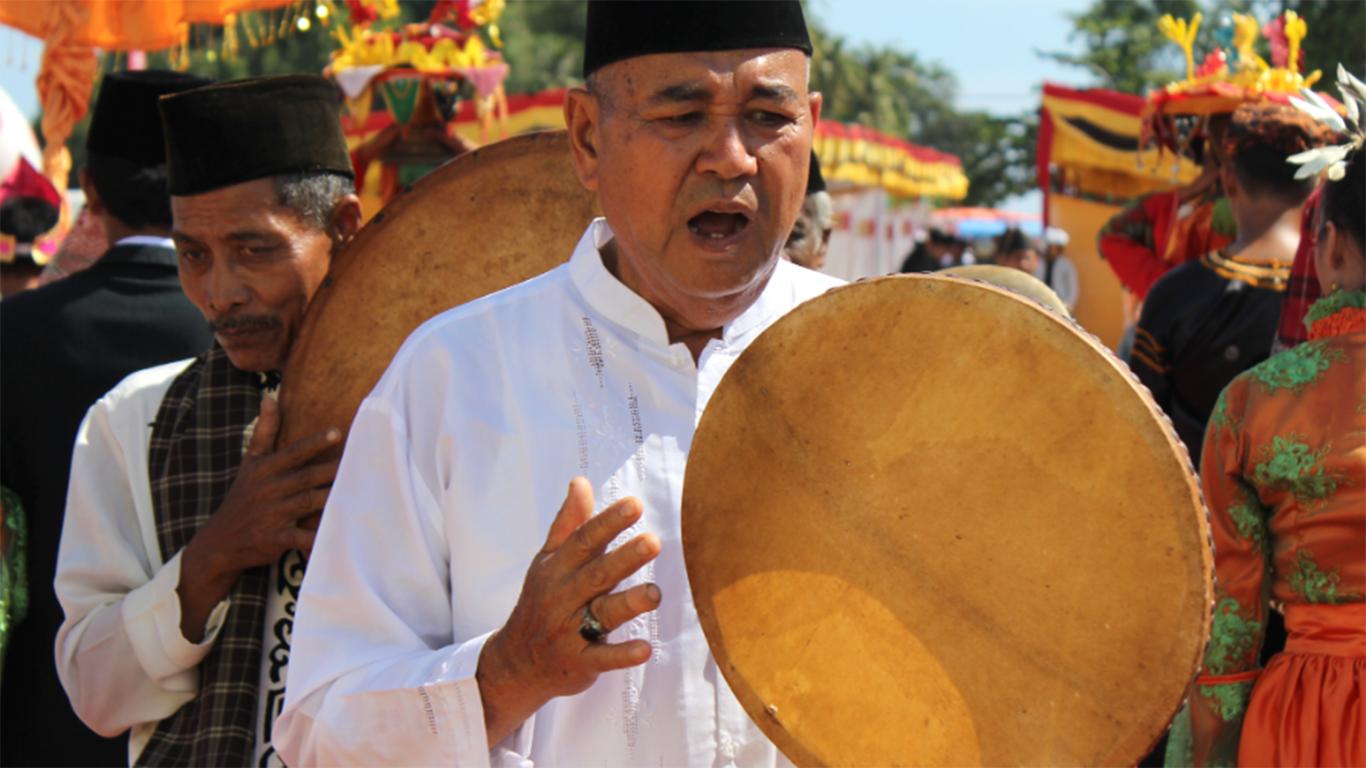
[
  {"left": 278, "top": 4, "right": 295, "bottom": 40},
  {"left": 222, "top": 13, "right": 239, "bottom": 60},
  {"left": 243, "top": 12, "right": 261, "bottom": 48}
]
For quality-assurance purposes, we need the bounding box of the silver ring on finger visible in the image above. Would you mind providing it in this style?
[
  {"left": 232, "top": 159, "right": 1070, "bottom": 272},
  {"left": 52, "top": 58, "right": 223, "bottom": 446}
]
[{"left": 579, "top": 601, "right": 609, "bottom": 644}]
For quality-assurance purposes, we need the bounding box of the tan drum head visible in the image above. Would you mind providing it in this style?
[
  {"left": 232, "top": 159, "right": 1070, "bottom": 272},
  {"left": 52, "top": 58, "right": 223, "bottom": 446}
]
[
  {"left": 682, "top": 275, "right": 1211, "bottom": 766},
  {"left": 940, "top": 264, "right": 1071, "bottom": 317},
  {"left": 280, "top": 130, "right": 597, "bottom": 444}
]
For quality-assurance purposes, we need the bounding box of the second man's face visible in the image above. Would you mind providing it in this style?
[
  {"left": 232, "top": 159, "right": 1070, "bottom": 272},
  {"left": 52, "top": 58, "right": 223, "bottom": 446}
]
[
  {"left": 171, "top": 178, "right": 336, "bottom": 373},
  {"left": 576, "top": 48, "right": 821, "bottom": 332}
]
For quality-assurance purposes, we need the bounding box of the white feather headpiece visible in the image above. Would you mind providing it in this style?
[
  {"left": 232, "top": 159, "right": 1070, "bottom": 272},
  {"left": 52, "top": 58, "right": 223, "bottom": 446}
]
[{"left": 1287, "top": 65, "right": 1366, "bottom": 182}]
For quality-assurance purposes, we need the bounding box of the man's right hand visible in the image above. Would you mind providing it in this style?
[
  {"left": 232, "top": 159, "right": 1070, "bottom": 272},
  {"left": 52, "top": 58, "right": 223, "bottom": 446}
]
[
  {"left": 178, "top": 397, "right": 341, "bottom": 642},
  {"left": 476, "top": 477, "right": 662, "bottom": 747}
]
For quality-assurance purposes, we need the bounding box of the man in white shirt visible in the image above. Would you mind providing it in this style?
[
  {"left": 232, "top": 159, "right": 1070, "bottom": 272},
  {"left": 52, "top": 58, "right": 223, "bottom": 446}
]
[
  {"left": 1037, "top": 226, "right": 1080, "bottom": 312},
  {"left": 277, "top": 1, "right": 840, "bottom": 765},
  {"left": 53, "top": 76, "right": 361, "bottom": 766}
]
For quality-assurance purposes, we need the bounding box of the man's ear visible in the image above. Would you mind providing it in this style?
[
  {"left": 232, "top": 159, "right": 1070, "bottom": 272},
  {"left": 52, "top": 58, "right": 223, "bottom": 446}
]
[
  {"left": 327, "top": 193, "right": 363, "bottom": 251},
  {"left": 808, "top": 90, "right": 823, "bottom": 127},
  {"left": 80, "top": 167, "right": 105, "bottom": 217},
  {"left": 1321, "top": 220, "right": 1344, "bottom": 273},
  {"left": 564, "top": 86, "right": 602, "bottom": 192}
]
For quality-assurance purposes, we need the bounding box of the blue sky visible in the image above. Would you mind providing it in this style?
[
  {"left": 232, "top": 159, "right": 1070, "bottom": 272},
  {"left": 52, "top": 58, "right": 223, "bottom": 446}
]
[{"left": 811, "top": 0, "right": 1093, "bottom": 116}]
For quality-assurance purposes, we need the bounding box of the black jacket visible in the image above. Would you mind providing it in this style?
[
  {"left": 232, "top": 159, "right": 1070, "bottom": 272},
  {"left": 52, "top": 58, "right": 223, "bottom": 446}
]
[
  {"left": 0, "top": 241, "right": 212, "bottom": 767},
  {"left": 1130, "top": 256, "right": 1282, "bottom": 466}
]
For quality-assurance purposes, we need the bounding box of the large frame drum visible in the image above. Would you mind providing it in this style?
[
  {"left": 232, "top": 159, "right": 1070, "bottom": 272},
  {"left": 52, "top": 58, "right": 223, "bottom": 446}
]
[
  {"left": 280, "top": 130, "right": 597, "bottom": 444},
  {"left": 683, "top": 275, "right": 1212, "bottom": 766}
]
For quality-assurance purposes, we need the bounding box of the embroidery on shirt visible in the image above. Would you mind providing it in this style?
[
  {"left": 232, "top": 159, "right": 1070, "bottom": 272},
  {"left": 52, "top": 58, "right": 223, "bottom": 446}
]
[
  {"left": 257, "top": 549, "right": 302, "bottom": 766},
  {"left": 416, "top": 685, "right": 440, "bottom": 735},
  {"left": 582, "top": 316, "right": 606, "bottom": 387},
  {"left": 628, "top": 385, "right": 647, "bottom": 482},
  {"left": 572, "top": 396, "right": 590, "bottom": 476}
]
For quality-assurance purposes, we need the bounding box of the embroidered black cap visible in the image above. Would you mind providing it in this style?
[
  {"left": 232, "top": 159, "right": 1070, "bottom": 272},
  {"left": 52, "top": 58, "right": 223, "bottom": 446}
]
[
  {"left": 159, "top": 75, "right": 353, "bottom": 196},
  {"left": 582, "top": 0, "right": 812, "bottom": 78},
  {"left": 87, "top": 70, "right": 212, "bottom": 166}
]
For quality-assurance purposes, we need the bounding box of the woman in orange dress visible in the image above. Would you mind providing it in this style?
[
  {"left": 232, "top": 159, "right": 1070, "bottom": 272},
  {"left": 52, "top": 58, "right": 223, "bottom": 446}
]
[{"left": 1177, "top": 87, "right": 1365, "bottom": 766}]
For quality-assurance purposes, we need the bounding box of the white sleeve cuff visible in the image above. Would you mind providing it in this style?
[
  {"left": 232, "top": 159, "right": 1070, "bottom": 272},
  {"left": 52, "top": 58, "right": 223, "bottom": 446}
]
[{"left": 120, "top": 550, "right": 229, "bottom": 682}]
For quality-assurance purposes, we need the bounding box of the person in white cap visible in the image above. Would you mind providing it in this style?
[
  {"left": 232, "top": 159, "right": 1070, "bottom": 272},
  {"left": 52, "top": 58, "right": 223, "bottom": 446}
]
[{"left": 1037, "top": 226, "right": 1079, "bottom": 312}]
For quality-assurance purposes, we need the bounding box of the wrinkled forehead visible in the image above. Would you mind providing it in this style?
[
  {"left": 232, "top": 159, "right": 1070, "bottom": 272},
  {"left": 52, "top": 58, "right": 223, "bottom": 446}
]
[
  {"left": 170, "top": 178, "right": 297, "bottom": 239},
  {"left": 595, "top": 47, "right": 811, "bottom": 104}
]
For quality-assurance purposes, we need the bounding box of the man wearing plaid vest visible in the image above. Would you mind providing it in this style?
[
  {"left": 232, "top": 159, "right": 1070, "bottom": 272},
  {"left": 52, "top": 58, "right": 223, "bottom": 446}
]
[{"left": 53, "top": 75, "right": 361, "bottom": 767}]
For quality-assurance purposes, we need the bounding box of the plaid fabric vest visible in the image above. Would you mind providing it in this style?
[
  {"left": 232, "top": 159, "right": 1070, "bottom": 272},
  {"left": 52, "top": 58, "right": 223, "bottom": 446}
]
[{"left": 138, "top": 345, "right": 268, "bottom": 767}]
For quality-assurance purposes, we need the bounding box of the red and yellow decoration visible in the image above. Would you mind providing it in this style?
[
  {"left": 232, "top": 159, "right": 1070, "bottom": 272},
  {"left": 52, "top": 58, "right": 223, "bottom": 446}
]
[
  {"left": 329, "top": 0, "right": 510, "bottom": 207},
  {"left": 1038, "top": 82, "right": 1200, "bottom": 204},
  {"left": 344, "top": 87, "right": 565, "bottom": 220},
  {"left": 1143, "top": 10, "right": 1327, "bottom": 151},
  {"left": 813, "top": 121, "right": 968, "bottom": 201}
]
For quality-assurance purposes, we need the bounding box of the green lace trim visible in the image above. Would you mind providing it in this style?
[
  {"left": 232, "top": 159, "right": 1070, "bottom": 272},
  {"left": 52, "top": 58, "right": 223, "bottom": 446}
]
[
  {"left": 1198, "top": 680, "right": 1255, "bottom": 722},
  {"left": 1227, "top": 484, "right": 1268, "bottom": 554},
  {"left": 1203, "top": 596, "right": 1262, "bottom": 674},
  {"left": 1252, "top": 434, "right": 1343, "bottom": 507},
  {"left": 1211, "top": 196, "right": 1236, "bottom": 237},
  {"left": 0, "top": 486, "right": 29, "bottom": 673},
  {"left": 1287, "top": 550, "right": 1348, "bottom": 604},
  {"left": 1209, "top": 387, "right": 1237, "bottom": 435},
  {"left": 1303, "top": 289, "right": 1366, "bottom": 328},
  {"left": 1249, "top": 341, "right": 1347, "bottom": 396},
  {"left": 1165, "top": 703, "right": 1194, "bottom": 767}
]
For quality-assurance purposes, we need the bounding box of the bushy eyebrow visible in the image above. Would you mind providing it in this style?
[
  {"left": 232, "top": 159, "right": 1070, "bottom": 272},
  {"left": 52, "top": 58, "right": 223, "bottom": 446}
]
[
  {"left": 171, "top": 230, "right": 280, "bottom": 245},
  {"left": 644, "top": 83, "right": 710, "bottom": 107},
  {"left": 750, "top": 82, "right": 800, "bottom": 104},
  {"left": 642, "top": 80, "right": 802, "bottom": 108}
]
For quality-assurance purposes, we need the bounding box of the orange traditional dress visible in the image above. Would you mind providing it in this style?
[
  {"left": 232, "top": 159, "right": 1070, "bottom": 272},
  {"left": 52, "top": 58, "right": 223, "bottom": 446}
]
[{"left": 1170, "top": 290, "right": 1366, "bottom": 767}]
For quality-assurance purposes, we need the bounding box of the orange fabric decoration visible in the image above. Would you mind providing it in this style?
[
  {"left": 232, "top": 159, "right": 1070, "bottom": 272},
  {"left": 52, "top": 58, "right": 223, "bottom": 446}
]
[
  {"left": 1191, "top": 304, "right": 1365, "bottom": 766},
  {"left": 1308, "top": 307, "right": 1366, "bottom": 340},
  {"left": 32, "top": 1, "right": 97, "bottom": 248},
  {"left": 0, "top": 0, "right": 291, "bottom": 51},
  {"left": 1238, "top": 604, "right": 1365, "bottom": 767}
]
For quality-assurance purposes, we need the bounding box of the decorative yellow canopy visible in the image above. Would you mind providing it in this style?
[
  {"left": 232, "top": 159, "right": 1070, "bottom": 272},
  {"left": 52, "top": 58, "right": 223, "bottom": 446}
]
[{"left": 814, "top": 121, "right": 969, "bottom": 201}]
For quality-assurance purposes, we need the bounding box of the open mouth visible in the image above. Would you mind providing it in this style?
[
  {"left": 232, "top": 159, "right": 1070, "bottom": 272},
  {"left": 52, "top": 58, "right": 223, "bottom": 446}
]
[{"left": 687, "top": 210, "right": 751, "bottom": 241}]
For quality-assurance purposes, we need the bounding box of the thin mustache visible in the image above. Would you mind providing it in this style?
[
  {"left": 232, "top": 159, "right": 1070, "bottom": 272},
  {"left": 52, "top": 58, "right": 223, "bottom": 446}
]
[{"left": 209, "top": 315, "right": 280, "bottom": 333}]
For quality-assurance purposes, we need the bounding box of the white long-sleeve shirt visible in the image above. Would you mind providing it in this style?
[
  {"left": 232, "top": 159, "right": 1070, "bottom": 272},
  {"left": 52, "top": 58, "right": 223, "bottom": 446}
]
[
  {"left": 52, "top": 360, "right": 222, "bottom": 761},
  {"left": 277, "top": 219, "right": 843, "bottom": 766},
  {"left": 54, "top": 360, "right": 292, "bottom": 765}
]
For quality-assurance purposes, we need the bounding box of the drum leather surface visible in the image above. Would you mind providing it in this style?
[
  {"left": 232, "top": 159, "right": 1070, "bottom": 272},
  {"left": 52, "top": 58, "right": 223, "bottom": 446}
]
[
  {"left": 940, "top": 264, "right": 1071, "bottom": 317},
  {"left": 280, "top": 130, "right": 597, "bottom": 444},
  {"left": 683, "top": 275, "right": 1212, "bottom": 766}
]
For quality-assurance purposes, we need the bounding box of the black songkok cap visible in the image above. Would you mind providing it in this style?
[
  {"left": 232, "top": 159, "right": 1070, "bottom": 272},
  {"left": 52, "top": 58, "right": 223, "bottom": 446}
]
[
  {"left": 159, "top": 75, "right": 353, "bottom": 196},
  {"left": 807, "top": 151, "right": 826, "bottom": 194},
  {"left": 87, "top": 70, "right": 212, "bottom": 166},
  {"left": 583, "top": 0, "right": 812, "bottom": 78}
]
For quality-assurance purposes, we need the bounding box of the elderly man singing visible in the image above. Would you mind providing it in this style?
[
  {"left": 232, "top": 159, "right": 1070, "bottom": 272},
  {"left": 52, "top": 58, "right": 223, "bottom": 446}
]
[{"left": 278, "top": 1, "right": 837, "bottom": 765}]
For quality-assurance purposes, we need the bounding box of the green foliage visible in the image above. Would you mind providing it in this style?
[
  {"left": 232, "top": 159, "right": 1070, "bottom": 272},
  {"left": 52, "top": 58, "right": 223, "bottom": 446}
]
[
  {"left": 1285, "top": 0, "right": 1366, "bottom": 79},
  {"left": 499, "top": 0, "right": 588, "bottom": 93},
  {"left": 1039, "top": 0, "right": 1201, "bottom": 95}
]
